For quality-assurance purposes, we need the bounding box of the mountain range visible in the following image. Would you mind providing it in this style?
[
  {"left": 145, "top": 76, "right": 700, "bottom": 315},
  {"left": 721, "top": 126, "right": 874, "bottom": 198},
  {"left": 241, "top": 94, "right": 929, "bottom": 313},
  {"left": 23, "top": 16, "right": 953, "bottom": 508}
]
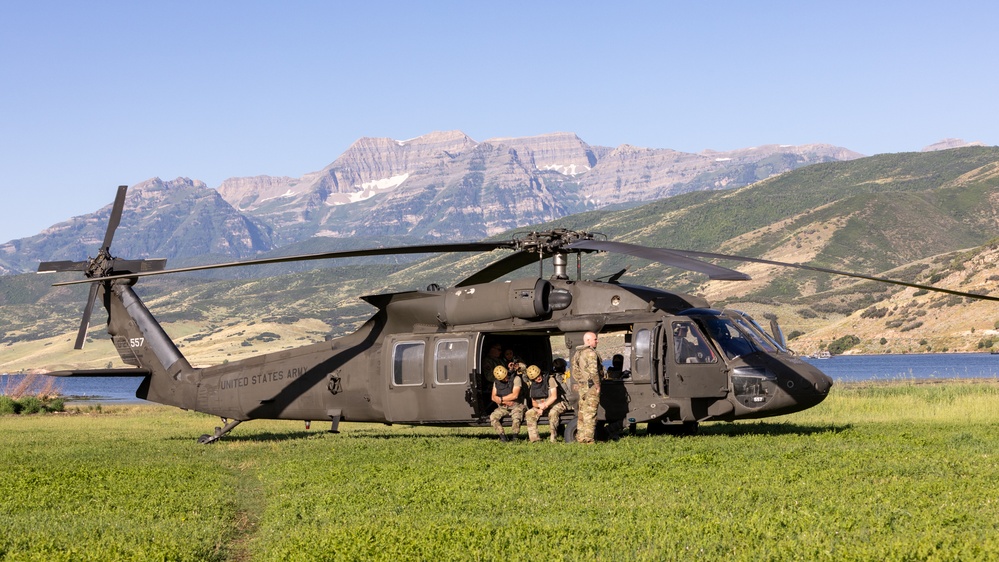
[
  {"left": 0, "top": 131, "right": 860, "bottom": 275},
  {"left": 1, "top": 137, "right": 997, "bottom": 372}
]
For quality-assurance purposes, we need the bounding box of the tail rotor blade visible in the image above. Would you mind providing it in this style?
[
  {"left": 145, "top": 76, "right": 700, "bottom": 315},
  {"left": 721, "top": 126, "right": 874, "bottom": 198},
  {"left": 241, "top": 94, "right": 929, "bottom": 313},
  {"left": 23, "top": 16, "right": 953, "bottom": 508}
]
[
  {"left": 111, "top": 258, "right": 167, "bottom": 273},
  {"left": 74, "top": 282, "right": 99, "bottom": 349},
  {"left": 37, "top": 260, "right": 89, "bottom": 273},
  {"left": 101, "top": 185, "right": 128, "bottom": 251}
]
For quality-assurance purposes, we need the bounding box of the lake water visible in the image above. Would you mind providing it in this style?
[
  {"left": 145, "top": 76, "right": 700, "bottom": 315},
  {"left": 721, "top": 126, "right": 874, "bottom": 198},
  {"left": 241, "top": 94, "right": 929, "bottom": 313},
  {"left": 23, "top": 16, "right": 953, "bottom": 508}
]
[
  {"left": 801, "top": 352, "right": 999, "bottom": 382},
  {"left": 1, "top": 375, "right": 147, "bottom": 404},
  {"left": 4, "top": 353, "right": 999, "bottom": 403}
]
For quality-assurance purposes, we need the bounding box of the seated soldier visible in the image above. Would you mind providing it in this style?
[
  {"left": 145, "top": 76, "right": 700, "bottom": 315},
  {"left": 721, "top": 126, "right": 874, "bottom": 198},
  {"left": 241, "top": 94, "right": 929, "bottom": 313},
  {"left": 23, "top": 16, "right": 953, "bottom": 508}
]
[
  {"left": 524, "top": 365, "right": 571, "bottom": 443},
  {"left": 489, "top": 365, "right": 526, "bottom": 442}
]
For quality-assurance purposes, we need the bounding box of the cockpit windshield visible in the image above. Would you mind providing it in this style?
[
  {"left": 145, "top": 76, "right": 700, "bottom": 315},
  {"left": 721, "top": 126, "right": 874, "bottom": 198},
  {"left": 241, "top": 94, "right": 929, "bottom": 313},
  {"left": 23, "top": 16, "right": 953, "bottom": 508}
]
[
  {"left": 699, "top": 316, "right": 759, "bottom": 360},
  {"left": 729, "top": 315, "right": 780, "bottom": 354},
  {"left": 729, "top": 310, "right": 788, "bottom": 353}
]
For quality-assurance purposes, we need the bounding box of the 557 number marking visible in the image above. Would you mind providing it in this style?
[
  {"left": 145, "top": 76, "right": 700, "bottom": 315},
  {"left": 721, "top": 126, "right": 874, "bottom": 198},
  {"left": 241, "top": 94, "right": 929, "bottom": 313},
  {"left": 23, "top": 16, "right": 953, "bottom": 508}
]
[{"left": 129, "top": 338, "right": 145, "bottom": 348}]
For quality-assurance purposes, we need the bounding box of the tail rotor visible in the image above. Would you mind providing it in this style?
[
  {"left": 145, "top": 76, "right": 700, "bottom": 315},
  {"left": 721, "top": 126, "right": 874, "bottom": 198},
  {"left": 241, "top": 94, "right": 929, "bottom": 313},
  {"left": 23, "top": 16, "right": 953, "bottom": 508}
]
[{"left": 37, "top": 185, "right": 166, "bottom": 349}]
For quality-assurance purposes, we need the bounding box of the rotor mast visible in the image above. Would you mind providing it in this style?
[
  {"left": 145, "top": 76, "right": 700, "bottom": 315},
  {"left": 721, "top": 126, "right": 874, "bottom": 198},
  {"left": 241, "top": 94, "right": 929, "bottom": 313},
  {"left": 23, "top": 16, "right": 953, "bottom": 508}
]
[{"left": 512, "top": 229, "right": 596, "bottom": 281}]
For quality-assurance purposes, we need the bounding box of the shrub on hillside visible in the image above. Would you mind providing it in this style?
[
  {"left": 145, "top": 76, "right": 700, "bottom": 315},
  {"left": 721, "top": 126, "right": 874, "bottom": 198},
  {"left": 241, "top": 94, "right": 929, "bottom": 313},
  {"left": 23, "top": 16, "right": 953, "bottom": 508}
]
[
  {"left": 0, "top": 396, "right": 17, "bottom": 415},
  {"left": 0, "top": 394, "right": 65, "bottom": 415},
  {"left": 827, "top": 334, "right": 861, "bottom": 355},
  {"left": 861, "top": 306, "right": 888, "bottom": 319},
  {"left": 17, "top": 396, "right": 43, "bottom": 414}
]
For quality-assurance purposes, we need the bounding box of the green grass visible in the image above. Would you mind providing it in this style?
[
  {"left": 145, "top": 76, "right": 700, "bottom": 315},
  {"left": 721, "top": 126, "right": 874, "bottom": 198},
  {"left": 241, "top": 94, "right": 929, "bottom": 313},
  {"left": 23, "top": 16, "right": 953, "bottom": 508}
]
[{"left": 2, "top": 381, "right": 999, "bottom": 560}]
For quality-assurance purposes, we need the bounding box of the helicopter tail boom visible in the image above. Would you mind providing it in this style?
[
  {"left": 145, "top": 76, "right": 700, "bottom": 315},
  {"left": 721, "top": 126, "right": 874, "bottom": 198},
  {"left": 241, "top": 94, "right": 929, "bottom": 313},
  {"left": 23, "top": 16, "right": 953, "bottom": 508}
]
[{"left": 107, "top": 283, "right": 198, "bottom": 408}]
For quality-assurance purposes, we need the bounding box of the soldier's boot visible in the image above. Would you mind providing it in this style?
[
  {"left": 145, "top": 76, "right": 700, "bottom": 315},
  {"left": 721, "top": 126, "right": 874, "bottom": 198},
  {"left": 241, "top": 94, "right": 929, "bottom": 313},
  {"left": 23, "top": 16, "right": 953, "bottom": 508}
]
[
  {"left": 549, "top": 429, "right": 558, "bottom": 443},
  {"left": 510, "top": 421, "right": 521, "bottom": 441},
  {"left": 489, "top": 420, "right": 508, "bottom": 443}
]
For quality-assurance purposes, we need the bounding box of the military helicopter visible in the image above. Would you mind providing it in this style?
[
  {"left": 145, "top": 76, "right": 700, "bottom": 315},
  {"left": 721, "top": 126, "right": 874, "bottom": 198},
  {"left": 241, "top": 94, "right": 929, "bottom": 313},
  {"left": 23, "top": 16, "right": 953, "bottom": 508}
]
[{"left": 38, "top": 186, "right": 999, "bottom": 442}]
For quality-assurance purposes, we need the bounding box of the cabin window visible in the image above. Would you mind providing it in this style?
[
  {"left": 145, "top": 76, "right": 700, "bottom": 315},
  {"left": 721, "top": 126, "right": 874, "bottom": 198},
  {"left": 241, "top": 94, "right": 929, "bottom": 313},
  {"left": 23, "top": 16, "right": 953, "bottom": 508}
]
[
  {"left": 392, "top": 341, "right": 425, "bottom": 386},
  {"left": 631, "top": 327, "right": 652, "bottom": 383},
  {"left": 634, "top": 328, "right": 651, "bottom": 359},
  {"left": 435, "top": 340, "right": 469, "bottom": 385}
]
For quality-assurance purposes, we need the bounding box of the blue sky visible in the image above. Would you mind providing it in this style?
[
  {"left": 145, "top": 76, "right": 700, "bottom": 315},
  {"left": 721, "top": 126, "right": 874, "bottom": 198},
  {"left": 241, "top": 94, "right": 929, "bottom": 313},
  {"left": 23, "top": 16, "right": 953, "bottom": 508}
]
[{"left": 2, "top": 1, "right": 996, "bottom": 244}]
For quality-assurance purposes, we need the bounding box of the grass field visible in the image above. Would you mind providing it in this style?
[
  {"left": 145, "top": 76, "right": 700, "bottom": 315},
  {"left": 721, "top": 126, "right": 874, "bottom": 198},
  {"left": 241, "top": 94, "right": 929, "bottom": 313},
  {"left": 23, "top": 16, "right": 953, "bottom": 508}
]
[{"left": 2, "top": 380, "right": 999, "bottom": 561}]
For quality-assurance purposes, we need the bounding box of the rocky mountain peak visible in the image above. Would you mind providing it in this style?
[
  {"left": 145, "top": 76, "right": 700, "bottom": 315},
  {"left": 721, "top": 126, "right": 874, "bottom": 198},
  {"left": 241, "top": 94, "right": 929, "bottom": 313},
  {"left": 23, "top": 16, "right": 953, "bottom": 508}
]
[
  {"left": 0, "top": 131, "right": 867, "bottom": 273},
  {"left": 483, "top": 132, "right": 597, "bottom": 175},
  {"left": 921, "top": 138, "right": 987, "bottom": 152}
]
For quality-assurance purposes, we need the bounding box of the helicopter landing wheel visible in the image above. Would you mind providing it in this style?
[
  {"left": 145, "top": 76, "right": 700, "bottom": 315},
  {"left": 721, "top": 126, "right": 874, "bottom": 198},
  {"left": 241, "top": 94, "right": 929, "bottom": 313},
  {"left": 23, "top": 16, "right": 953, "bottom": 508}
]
[
  {"left": 563, "top": 419, "right": 577, "bottom": 443},
  {"left": 648, "top": 419, "right": 699, "bottom": 436},
  {"left": 646, "top": 417, "right": 669, "bottom": 435},
  {"left": 680, "top": 421, "right": 699, "bottom": 436}
]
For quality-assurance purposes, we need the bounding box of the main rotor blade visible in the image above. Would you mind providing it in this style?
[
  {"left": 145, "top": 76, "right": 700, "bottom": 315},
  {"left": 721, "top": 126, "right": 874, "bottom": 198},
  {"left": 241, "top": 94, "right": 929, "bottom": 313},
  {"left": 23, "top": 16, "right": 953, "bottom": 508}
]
[
  {"left": 673, "top": 249, "right": 999, "bottom": 302},
  {"left": 102, "top": 185, "right": 128, "bottom": 251},
  {"left": 455, "top": 250, "right": 543, "bottom": 286},
  {"left": 74, "top": 282, "right": 100, "bottom": 349},
  {"left": 568, "top": 240, "right": 751, "bottom": 281},
  {"left": 52, "top": 242, "right": 516, "bottom": 286}
]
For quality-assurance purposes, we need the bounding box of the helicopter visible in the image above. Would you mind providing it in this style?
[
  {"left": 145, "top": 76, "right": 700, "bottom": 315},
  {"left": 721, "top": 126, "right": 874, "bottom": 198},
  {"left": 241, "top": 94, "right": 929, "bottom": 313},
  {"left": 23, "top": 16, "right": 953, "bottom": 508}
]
[{"left": 37, "top": 186, "right": 999, "bottom": 443}]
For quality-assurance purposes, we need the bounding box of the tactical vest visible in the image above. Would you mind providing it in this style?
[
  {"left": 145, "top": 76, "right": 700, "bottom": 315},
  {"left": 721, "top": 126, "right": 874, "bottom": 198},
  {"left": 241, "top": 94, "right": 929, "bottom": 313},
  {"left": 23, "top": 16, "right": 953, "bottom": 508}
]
[
  {"left": 495, "top": 377, "right": 516, "bottom": 398},
  {"left": 529, "top": 376, "right": 550, "bottom": 400}
]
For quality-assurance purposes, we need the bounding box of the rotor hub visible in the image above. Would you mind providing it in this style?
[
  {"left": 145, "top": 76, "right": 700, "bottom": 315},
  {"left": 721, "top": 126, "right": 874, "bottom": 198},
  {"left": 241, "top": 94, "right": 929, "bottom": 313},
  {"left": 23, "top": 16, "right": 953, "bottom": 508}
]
[
  {"left": 512, "top": 229, "right": 596, "bottom": 253},
  {"left": 87, "top": 249, "right": 114, "bottom": 279}
]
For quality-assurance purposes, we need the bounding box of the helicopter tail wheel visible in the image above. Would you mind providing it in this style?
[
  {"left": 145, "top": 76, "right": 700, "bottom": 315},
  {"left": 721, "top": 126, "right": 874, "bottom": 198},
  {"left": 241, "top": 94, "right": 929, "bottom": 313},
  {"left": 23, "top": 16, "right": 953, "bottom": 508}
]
[{"left": 197, "top": 419, "right": 242, "bottom": 444}]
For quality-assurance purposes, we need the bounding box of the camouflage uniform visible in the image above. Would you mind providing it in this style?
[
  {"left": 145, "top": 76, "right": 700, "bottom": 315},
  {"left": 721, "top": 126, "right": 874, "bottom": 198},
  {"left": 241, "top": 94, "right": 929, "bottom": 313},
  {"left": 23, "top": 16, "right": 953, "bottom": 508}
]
[
  {"left": 571, "top": 344, "right": 604, "bottom": 444},
  {"left": 482, "top": 348, "right": 504, "bottom": 384},
  {"left": 525, "top": 373, "right": 570, "bottom": 442},
  {"left": 490, "top": 372, "right": 525, "bottom": 441},
  {"left": 480, "top": 352, "right": 504, "bottom": 409}
]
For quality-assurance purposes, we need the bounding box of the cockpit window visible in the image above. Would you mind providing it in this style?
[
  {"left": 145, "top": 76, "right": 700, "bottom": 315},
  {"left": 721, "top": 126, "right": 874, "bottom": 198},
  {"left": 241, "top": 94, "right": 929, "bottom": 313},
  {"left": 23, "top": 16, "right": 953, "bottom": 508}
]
[
  {"left": 730, "top": 316, "right": 779, "bottom": 354},
  {"left": 672, "top": 321, "right": 717, "bottom": 364},
  {"left": 730, "top": 310, "right": 787, "bottom": 353},
  {"left": 700, "top": 317, "right": 756, "bottom": 360}
]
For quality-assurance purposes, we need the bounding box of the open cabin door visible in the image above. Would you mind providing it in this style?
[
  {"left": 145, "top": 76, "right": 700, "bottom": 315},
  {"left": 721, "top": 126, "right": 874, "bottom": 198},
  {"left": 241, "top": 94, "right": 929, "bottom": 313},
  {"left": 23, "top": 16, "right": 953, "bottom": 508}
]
[
  {"left": 384, "top": 334, "right": 477, "bottom": 423},
  {"left": 664, "top": 319, "right": 728, "bottom": 398}
]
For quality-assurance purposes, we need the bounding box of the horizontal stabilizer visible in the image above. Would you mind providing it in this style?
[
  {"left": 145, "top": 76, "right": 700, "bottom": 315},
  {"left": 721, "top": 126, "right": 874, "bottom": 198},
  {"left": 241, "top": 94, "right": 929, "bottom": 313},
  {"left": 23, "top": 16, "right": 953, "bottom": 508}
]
[{"left": 41, "top": 368, "right": 151, "bottom": 378}]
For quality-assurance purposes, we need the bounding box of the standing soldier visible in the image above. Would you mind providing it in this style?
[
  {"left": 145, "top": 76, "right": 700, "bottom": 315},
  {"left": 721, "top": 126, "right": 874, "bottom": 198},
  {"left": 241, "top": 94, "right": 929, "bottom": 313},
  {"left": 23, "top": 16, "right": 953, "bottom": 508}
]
[
  {"left": 524, "top": 365, "right": 570, "bottom": 443},
  {"left": 490, "top": 365, "right": 526, "bottom": 442},
  {"left": 571, "top": 331, "right": 604, "bottom": 444}
]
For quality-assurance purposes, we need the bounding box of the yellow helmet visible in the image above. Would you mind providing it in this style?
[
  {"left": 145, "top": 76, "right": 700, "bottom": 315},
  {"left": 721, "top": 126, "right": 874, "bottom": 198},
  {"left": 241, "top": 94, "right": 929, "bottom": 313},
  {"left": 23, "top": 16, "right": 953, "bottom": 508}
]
[
  {"left": 493, "top": 365, "right": 509, "bottom": 381},
  {"left": 526, "top": 365, "right": 542, "bottom": 379}
]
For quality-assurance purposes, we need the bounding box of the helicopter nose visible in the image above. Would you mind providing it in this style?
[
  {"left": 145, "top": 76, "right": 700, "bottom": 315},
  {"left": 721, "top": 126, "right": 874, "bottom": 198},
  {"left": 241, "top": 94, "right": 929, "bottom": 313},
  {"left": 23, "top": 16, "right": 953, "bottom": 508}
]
[{"left": 813, "top": 372, "right": 833, "bottom": 394}]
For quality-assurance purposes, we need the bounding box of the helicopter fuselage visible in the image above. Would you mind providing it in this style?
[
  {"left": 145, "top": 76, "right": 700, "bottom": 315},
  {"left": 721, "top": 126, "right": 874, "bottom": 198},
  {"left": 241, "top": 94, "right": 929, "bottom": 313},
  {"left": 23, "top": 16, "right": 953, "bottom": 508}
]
[{"left": 121, "top": 276, "right": 833, "bottom": 433}]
